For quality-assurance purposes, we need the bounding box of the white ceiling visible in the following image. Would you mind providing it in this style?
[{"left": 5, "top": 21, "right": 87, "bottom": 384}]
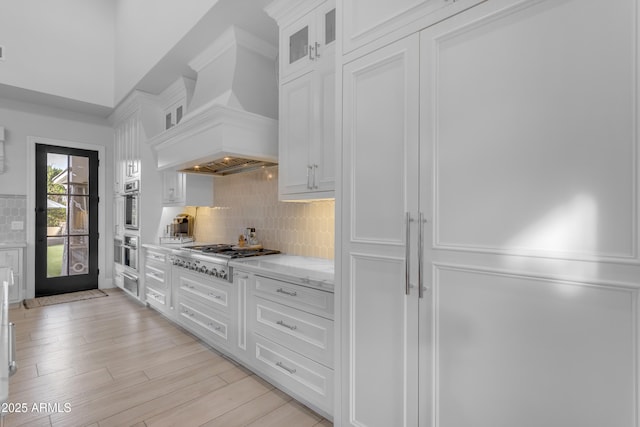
[{"left": 0, "top": 0, "right": 278, "bottom": 119}]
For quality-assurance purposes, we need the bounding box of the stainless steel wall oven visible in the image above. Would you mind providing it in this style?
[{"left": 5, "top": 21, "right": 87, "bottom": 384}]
[{"left": 124, "top": 180, "right": 139, "bottom": 230}]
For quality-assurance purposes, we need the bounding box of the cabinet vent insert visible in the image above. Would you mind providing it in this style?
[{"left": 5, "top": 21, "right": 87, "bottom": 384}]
[{"left": 180, "top": 157, "right": 277, "bottom": 176}]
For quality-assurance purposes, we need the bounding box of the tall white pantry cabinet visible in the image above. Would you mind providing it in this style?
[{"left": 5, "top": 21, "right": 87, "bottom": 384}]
[{"left": 338, "top": 0, "right": 640, "bottom": 426}]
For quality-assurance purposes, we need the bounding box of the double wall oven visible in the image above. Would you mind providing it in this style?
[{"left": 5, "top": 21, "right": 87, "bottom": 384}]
[{"left": 116, "top": 179, "right": 140, "bottom": 296}]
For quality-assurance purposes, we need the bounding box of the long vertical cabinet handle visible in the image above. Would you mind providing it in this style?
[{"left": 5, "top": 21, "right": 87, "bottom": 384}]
[
  {"left": 8, "top": 322, "right": 17, "bottom": 377},
  {"left": 313, "top": 164, "right": 318, "bottom": 189},
  {"left": 307, "top": 165, "right": 313, "bottom": 189},
  {"left": 418, "top": 212, "right": 425, "bottom": 299},
  {"left": 405, "top": 212, "right": 413, "bottom": 295}
]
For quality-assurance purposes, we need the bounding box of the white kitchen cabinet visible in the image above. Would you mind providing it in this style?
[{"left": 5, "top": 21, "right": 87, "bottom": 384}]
[
  {"left": 341, "top": 0, "right": 483, "bottom": 56},
  {"left": 161, "top": 170, "right": 214, "bottom": 207},
  {"left": 232, "top": 269, "right": 252, "bottom": 363},
  {"left": 114, "top": 112, "right": 140, "bottom": 187},
  {"left": 276, "top": 0, "right": 336, "bottom": 81},
  {"left": 113, "top": 196, "right": 124, "bottom": 238},
  {"left": 340, "top": 0, "right": 640, "bottom": 425},
  {"left": 143, "top": 248, "right": 173, "bottom": 319},
  {"left": 0, "top": 248, "right": 23, "bottom": 303},
  {"left": 342, "top": 34, "right": 420, "bottom": 427},
  {"left": 267, "top": 0, "right": 336, "bottom": 200},
  {"left": 174, "top": 268, "right": 235, "bottom": 352},
  {"left": 247, "top": 274, "right": 334, "bottom": 417}
]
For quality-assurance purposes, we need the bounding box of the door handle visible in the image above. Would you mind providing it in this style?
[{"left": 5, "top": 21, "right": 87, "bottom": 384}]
[
  {"left": 8, "top": 322, "right": 17, "bottom": 377},
  {"left": 418, "top": 212, "right": 426, "bottom": 299},
  {"left": 405, "top": 212, "right": 414, "bottom": 295}
]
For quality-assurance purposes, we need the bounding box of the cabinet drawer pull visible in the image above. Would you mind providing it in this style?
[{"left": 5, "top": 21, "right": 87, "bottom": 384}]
[
  {"left": 208, "top": 293, "right": 222, "bottom": 299},
  {"left": 276, "top": 361, "right": 296, "bottom": 374},
  {"left": 276, "top": 288, "right": 297, "bottom": 297},
  {"left": 276, "top": 320, "right": 297, "bottom": 331}
]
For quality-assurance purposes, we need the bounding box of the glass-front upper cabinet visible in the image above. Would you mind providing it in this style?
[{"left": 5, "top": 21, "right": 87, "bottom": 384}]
[{"left": 280, "top": 0, "right": 336, "bottom": 80}]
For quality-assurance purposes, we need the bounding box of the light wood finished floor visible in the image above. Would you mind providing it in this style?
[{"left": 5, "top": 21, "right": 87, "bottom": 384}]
[{"left": 5, "top": 288, "right": 332, "bottom": 427}]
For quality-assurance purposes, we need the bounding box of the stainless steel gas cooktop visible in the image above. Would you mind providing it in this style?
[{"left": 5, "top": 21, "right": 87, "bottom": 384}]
[
  {"left": 182, "top": 244, "right": 280, "bottom": 259},
  {"left": 171, "top": 244, "right": 280, "bottom": 282}
]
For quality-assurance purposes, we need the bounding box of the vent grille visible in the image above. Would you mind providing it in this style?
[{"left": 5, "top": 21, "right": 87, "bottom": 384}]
[{"left": 180, "top": 157, "right": 276, "bottom": 176}]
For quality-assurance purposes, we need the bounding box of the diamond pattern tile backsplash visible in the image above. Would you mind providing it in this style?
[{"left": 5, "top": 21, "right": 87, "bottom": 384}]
[
  {"left": 0, "top": 194, "right": 27, "bottom": 243},
  {"left": 186, "top": 167, "right": 335, "bottom": 259}
]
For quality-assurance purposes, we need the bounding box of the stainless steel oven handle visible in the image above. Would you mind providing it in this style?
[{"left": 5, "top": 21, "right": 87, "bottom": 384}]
[
  {"left": 122, "top": 272, "right": 138, "bottom": 281},
  {"left": 418, "top": 212, "right": 424, "bottom": 299},
  {"left": 405, "top": 212, "right": 413, "bottom": 295},
  {"left": 8, "top": 322, "right": 17, "bottom": 377}
]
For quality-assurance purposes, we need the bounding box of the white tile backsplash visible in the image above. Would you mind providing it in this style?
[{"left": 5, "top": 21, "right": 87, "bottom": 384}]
[
  {"left": 185, "top": 167, "right": 334, "bottom": 259},
  {"left": 0, "top": 194, "right": 26, "bottom": 243}
]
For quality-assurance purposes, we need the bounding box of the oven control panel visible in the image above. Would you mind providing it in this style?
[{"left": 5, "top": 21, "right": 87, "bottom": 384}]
[{"left": 171, "top": 256, "right": 228, "bottom": 281}]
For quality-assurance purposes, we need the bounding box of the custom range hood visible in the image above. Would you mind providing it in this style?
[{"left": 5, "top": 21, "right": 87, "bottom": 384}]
[{"left": 148, "top": 26, "right": 278, "bottom": 176}]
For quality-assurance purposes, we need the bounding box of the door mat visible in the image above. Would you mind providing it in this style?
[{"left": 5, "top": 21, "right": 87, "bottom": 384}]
[{"left": 23, "top": 289, "right": 108, "bottom": 309}]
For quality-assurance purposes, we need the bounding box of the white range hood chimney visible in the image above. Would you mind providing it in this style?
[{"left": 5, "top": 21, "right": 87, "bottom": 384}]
[{"left": 148, "top": 26, "right": 279, "bottom": 175}]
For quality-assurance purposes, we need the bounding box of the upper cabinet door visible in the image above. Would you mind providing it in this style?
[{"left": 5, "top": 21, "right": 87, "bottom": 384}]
[
  {"left": 280, "top": 0, "right": 336, "bottom": 81},
  {"left": 282, "top": 11, "right": 316, "bottom": 79},
  {"left": 342, "top": 0, "right": 484, "bottom": 56}
]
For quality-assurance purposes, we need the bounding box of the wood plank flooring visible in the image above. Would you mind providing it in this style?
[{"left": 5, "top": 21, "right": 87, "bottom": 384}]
[{"left": 4, "top": 288, "right": 332, "bottom": 427}]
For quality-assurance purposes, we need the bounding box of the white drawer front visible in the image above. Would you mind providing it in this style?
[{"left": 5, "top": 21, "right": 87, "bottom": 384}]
[
  {"left": 252, "top": 334, "right": 333, "bottom": 414},
  {"left": 145, "top": 263, "right": 167, "bottom": 285},
  {"left": 254, "top": 297, "right": 333, "bottom": 368},
  {"left": 146, "top": 288, "right": 167, "bottom": 306},
  {"left": 177, "top": 274, "right": 230, "bottom": 313},
  {"left": 145, "top": 250, "right": 167, "bottom": 263},
  {"left": 177, "top": 298, "right": 230, "bottom": 348},
  {"left": 254, "top": 276, "right": 333, "bottom": 319},
  {"left": 145, "top": 271, "right": 167, "bottom": 292}
]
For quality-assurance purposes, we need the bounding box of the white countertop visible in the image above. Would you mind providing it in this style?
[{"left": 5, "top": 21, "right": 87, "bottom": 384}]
[
  {"left": 230, "top": 255, "right": 334, "bottom": 292},
  {"left": 142, "top": 243, "right": 335, "bottom": 292}
]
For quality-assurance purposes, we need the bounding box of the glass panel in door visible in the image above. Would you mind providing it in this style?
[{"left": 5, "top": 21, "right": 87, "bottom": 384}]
[
  {"left": 325, "top": 9, "right": 336, "bottom": 44},
  {"left": 289, "top": 26, "right": 309, "bottom": 65}
]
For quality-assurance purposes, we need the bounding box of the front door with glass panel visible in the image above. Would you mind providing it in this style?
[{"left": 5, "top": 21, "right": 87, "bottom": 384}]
[{"left": 35, "top": 144, "right": 99, "bottom": 297}]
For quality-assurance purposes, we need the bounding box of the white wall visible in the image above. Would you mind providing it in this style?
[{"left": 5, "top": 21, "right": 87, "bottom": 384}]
[
  {"left": 114, "top": 0, "right": 219, "bottom": 104},
  {"left": 0, "top": 97, "right": 114, "bottom": 296},
  {"left": 0, "top": 98, "right": 113, "bottom": 196},
  {"left": 0, "top": 0, "right": 115, "bottom": 107}
]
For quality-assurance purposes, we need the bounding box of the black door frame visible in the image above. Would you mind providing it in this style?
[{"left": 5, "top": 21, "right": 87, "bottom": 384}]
[{"left": 34, "top": 143, "right": 99, "bottom": 297}]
